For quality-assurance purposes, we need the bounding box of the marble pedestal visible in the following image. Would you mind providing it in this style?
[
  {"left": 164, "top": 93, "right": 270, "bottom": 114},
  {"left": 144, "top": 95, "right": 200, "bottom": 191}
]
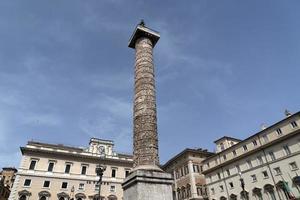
[{"left": 122, "top": 169, "right": 173, "bottom": 200}]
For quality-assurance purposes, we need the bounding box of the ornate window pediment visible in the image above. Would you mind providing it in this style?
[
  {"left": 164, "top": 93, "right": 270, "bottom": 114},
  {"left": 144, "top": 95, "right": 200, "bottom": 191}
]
[
  {"left": 18, "top": 190, "right": 31, "bottom": 196},
  {"left": 75, "top": 193, "right": 86, "bottom": 199},
  {"left": 57, "top": 192, "right": 69, "bottom": 198},
  {"left": 38, "top": 190, "right": 51, "bottom": 197}
]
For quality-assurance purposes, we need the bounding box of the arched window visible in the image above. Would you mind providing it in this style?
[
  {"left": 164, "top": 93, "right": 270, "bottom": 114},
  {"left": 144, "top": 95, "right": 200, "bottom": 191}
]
[
  {"left": 19, "top": 195, "right": 26, "bottom": 200},
  {"left": 40, "top": 196, "right": 46, "bottom": 200},
  {"left": 59, "top": 197, "right": 65, "bottom": 200},
  {"left": 77, "top": 198, "right": 82, "bottom": 200}
]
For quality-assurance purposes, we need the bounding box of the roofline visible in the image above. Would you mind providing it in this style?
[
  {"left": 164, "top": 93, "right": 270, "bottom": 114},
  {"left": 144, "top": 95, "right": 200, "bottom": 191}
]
[
  {"left": 162, "top": 148, "right": 215, "bottom": 169},
  {"left": 214, "top": 136, "right": 242, "bottom": 144},
  {"left": 27, "top": 141, "right": 84, "bottom": 152},
  {"left": 2, "top": 167, "right": 17, "bottom": 172},
  {"left": 204, "top": 111, "right": 300, "bottom": 162},
  {"left": 20, "top": 147, "right": 133, "bottom": 164}
]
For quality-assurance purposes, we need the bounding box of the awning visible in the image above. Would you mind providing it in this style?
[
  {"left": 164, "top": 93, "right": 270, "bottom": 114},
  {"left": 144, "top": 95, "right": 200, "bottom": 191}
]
[
  {"left": 75, "top": 193, "right": 87, "bottom": 199},
  {"left": 293, "top": 176, "right": 300, "bottom": 186},
  {"left": 252, "top": 187, "right": 262, "bottom": 195},
  {"left": 18, "top": 190, "right": 31, "bottom": 196},
  {"left": 264, "top": 184, "right": 274, "bottom": 192}
]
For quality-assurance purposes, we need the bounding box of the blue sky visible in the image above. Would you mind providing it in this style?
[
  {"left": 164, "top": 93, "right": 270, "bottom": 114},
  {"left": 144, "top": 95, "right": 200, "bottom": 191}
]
[{"left": 0, "top": 0, "right": 300, "bottom": 168}]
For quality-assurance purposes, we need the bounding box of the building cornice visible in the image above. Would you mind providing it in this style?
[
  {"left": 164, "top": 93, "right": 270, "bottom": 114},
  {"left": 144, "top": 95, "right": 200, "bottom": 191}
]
[
  {"left": 20, "top": 147, "right": 133, "bottom": 164},
  {"left": 202, "top": 128, "right": 300, "bottom": 174}
]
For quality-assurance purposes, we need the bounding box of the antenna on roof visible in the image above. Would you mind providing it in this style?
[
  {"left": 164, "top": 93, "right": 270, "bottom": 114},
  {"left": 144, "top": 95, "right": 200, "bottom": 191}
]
[{"left": 139, "top": 19, "right": 145, "bottom": 26}]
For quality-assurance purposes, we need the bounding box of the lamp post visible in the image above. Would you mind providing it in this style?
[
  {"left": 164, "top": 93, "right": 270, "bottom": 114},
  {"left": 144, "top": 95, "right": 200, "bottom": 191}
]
[
  {"left": 95, "top": 164, "right": 106, "bottom": 200},
  {"left": 239, "top": 172, "right": 248, "bottom": 200}
]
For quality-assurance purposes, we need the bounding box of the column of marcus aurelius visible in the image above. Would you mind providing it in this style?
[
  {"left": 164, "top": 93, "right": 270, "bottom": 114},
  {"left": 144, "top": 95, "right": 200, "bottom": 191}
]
[{"left": 122, "top": 21, "right": 173, "bottom": 200}]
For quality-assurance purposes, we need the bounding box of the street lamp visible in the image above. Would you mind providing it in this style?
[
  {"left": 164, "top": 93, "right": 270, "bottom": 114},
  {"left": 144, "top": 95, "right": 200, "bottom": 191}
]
[
  {"left": 239, "top": 172, "right": 248, "bottom": 200},
  {"left": 95, "top": 164, "right": 106, "bottom": 200}
]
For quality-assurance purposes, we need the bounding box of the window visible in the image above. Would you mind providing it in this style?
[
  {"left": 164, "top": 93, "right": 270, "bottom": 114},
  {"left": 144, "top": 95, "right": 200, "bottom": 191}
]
[
  {"left": 276, "top": 128, "right": 282, "bottom": 135},
  {"left": 274, "top": 167, "right": 281, "bottom": 175},
  {"left": 193, "top": 165, "right": 200, "bottom": 173},
  {"left": 289, "top": 162, "right": 298, "bottom": 170},
  {"left": 269, "top": 151, "right": 276, "bottom": 161},
  {"left": 43, "top": 180, "right": 50, "bottom": 188},
  {"left": 65, "top": 164, "right": 71, "bottom": 173},
  {"left": 263, "top": 134, "right": 269, "bottom": 143},
  {"left": 47, "top": 162, "right": 54, "bottom": 172},
  {"left": 236, "top": 165, "right": 241, "bottom": 172},
  {"left": 229, "top": 182, "right": 234, "bottom": 188},
  {"left": 125, "top": 170, "right": 130, "bottom": 177},
  {"left": 253, "top": 140, "right": 257, "bottom": 146},
  {"left": 226, "top": 169, "right": 230, "bottom": 176},
  {"left": 110, "top": 185, "right": 116, "bottom": 192},
  {"left": 223, "top": 154, "right": 227, "bottom": 161},
  {"left": 217, "top": 172, "right": 221, "bottom": 179},
  {"left": 283, "top": 145, "right": 291, "bottom": 155},
  {"left": 257, "top": 155, "right": 264, "bottom": 165},
  {"left": 247, "top": 160, "right": 252, "bottom": 169},
  {"left": 184, "top": 165, "right": 189, "bottom": 175},
  {"left": 291, "top": 121, "right": 298, "bottom": 128},
  {"left": 220, "top": 143, "right": 225, "bottom": 151},
  {"left": 78, "top": 183, "right": 84, "bottom": 190},
  {"left": 243, "top": 145, "right": 248, "bottom": 151},
  {"left": 219, "top": 185, "right": 224, "bottom": 192},
  {"left": 95, "top": 183, "right": 99, "bottom": 191},
  {"left": 29, "top": 160, "right": 37, "bottom": 170},
  {"left": 111, "top": 169, "right": 116, "bottom": 177},
  {"left": 61, "top": 182, "right": 68, "bottom": 189},
  {"left": 232, "top": 150, "right": 237, "bottom": 156},
  {"left": 207, "top": 163, "right": 210, "bottom": 168},
  {"left": 251, "top": 174, "right": 257, "bottom": 182},
  {"left": 211, "top": 188, "right": 215, "bottom": 195},
  {"left": 81, "top": 165, "right": 87, "bottom": 175},
  {"left": 262, "top": 171, "right": 269, "bottom": 178},
  {"left": 23, "top": 179, "right": 31, "bottom": 186}
]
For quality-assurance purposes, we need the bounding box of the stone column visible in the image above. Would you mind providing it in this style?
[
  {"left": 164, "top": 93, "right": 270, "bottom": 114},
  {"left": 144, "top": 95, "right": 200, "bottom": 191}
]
[
  {"left": 133, "top": 36, "right": 159, "bottom": 169},
  {"left": 122, "top": 21, "right": 173, "bottom": 200}
]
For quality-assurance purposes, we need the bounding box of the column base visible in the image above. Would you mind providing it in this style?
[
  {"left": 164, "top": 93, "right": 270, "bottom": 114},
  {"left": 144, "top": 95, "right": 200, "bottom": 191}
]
[{"left": 122, "top": 169, "right": 173, "bottom": 200}]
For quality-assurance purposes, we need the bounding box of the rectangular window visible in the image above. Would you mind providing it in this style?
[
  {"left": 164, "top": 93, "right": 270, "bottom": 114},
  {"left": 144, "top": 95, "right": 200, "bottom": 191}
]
[
  {"left": 276, "top": 128, "right": 282, "bottom": 135},
  {"left": 47, "top": 162, "right": 54, "bottom": 172},
  {"left": 247, "top": 160, "right": 253, "bottom": 169},
  {"left": 262, "top": 171, "right": 269, "bottom": 179},
  {"left": 220, "top": 143, "right": 225, "bottom": 151},
  {"left": 207, "top": 163, "right": 210, "bottom": 168},
  {"left": 111, "top": 169, "right": 116, "bottom": 178},
  {"left": 252, "top": 140, "right": 257, "bottom": 146},
  {"left": 95, "top": 183, "right": 99, "bottom": 191},
  {"left": 226, "top": 169, "right": 230, "bottom": 176},
  {"left": 125, "top": 170, "right": 130, "bottom": 177},
  {"left": 217, "top": 172, "right": 221, "bottom": 179},
  {"left": 269, "top": 151, "right": 276, "bottom": 161},
  {"left": 283, "top": 145, "right": 291, "bottom": 155},
  {"left": 219, "top": 185, "right": 224, "bottom": 192},
  {"left": 274, "top": 167, "right": 281, "bottom": 175},
  {"left": 110, "top": 185, "right": 116, "bottom": 192},
  {"left": 29, "top": 160, "right": 37, "bottom": 170},
  {"left": 232, "top": 150, "right": 237, "bottom": 156},
  {"left": 251, "top": 174, "right": 257, "bottom": 182},
  {"left": 61, "top": 182, "right": 68, "bottom": 189},
  {"left": 193, "top": 165, "right": 199, "bottom": 173},
  {"left": 24, "top": 179, "right": 31, "bottom": 186},
  {"left": 263, "top": 134, "right": 269, "bottom": 143},
  {"left": 291, "top": 121, "right": 298, "bottom": 128},
  {"left": 236, "top": 165, "right": 241, "bottom": 172},
  {"left": 43, "top": 181, "right": 50, "bottom": 188},
  {"left": 243, "top": 145, "right": 248, "bottom": 151},
  {"left": 81, "top": 166, "right": 87, "bottom": 175},
  {"left": 79, "top": 183, "right": 84, "bottom": 190},
  {"left": 289, "top": 162, "right": 298, "bottom": 170},
  {"left": 223, "top": 154, "right": 227, "bottom": 161},
  {"left": 65, "top": 164, "right": 71, "bottom": 173},
  {"left": 211, "top": 188, "right": 215, "bottom": 195},
  {"left": 184, "top": 165, "right": 189, "bottom": 175},
  {"left": 257, "top": 155, "right": 264, "bottom": 165},
  {"left": 229, "top": 182, "right": 234, "bottom": 188}
]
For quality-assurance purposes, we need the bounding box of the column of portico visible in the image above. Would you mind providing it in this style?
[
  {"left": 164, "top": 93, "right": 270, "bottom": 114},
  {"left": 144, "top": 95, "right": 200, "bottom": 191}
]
[{"left": 188, "top": 160, "right": 197, "bottom": 198}]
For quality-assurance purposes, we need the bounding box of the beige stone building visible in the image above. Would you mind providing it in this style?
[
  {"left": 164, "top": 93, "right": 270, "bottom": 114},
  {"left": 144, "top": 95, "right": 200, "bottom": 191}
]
[
  {"left": 202, "top": 111, "right": 300, "bottom": 200},
  {"left": 163, "top": 148, "right": 215, "bottom": 200},
  {"left": 0, "top": 167, "right": 17, "bottom": 200},
  {"left": 9, "top": 138, "right": 133, "bottom": 200}
]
